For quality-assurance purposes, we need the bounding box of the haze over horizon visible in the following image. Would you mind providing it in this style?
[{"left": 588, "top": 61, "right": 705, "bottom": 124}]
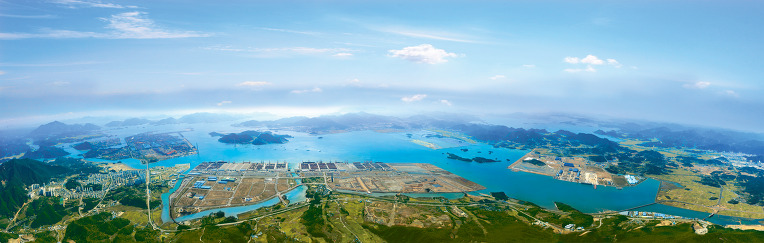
[{"left": 1, "top": 1, "right": 763, "bottom": 132}]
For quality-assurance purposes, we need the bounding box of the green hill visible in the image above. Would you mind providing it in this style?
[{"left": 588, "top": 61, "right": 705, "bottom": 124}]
[{"left": 0, "top": 159, "right": 69, "bottom": 218}]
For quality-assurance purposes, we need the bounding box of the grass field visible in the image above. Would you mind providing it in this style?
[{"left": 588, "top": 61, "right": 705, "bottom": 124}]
[{"left": 652, "top": 167, "right": 764, "bottom": 218}]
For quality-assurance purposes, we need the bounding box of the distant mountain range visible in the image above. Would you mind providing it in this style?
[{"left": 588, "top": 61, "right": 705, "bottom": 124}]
[
  {"left": 595, "top": 123, "right": 764, "bottom": 156},
  {"left": 104, "top": 112, "right": 243, "bottom": 127},
  {"left": 29, "top": 121, "right": 100, "bottom": 139},
  {"left": 235, "top": 112, "right": 478, "bottom": 134}
]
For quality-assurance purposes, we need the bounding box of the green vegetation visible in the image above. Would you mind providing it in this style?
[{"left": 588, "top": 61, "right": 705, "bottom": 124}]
[
  {"left": 301, "top": 188, "right": 332, "bottom": 241},
  {"left": 0, "top": 159, "right": 70, "bottom": 218},
  {"left": 363, "top": 223, "right": 454, "bottom": 242},
  {"left": 86, "top": 183, "right": 103, "bottom": 191},
  {"left": 0, "top": 232, "right": 18, "bottom": 243},
  {"left": 215, "top": 130, "right": 291, "bottom": 145},
  {"left": 25, "top": 197, "right": 71, "bottom": 228},
  {"left": 65, "top": 178, "right": 82, "bottom": 190},
  {"left": 553, "top": 202, "right": 594, "bottom": 228},
  {"left": 697, "top": 175, "right": 726, "bottom": 188},
  {"left": 21, "top": 146, "right": 70, "bottom": 159},
  {"left": 606, "top": 150, "right": 672, "bottom": 175},
  {"left": 32, "top": 231, "right": 58, "bottom": 243},
  {"left": 491, "top": 192, "right": 509, "bottom": 201},
  {"left": 446, "top": 152, "right": 500, "bottom": 163},
  {"left": 677, "top": 156, "right": 725, "bottom": 167},
  {"left": 63, "top": 212, "right": 159, "bottom": 243},
  {"left": 173, "top": 220, "right": 254, "bottom": 243},
  {"left": 104, "top": 184, "right": 160, "bottom": 209},
  {"left": 446, "top": 152, "right": 472, "bottom": 162},
  {"left": 522, "top": 158, "right": 546, "bottom": 166},
  {"left": 737, "top": 168, "right": 764, "bottom": 205},
  {"left": 472, "top": 157, "right": 499, "bottom": 163},
  {"left": 82, "top": 198, "right": 100, "bottom": 212}
]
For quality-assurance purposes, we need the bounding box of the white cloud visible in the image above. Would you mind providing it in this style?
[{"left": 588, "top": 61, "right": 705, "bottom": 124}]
[
  {"left": 0, "top": 14, "right": 57, "bottom": 19},
  {"left": 0, "top": 61, "right": 100, "bottom": 67},
  {"left": 489, "top": 75, "right": 506, "bottom": 80},
  {"left": 102, "top": 12, "right": 209, "bottom": 39},
  {"left": 0, "top": 29, "right": 103, "bottom": 39},
  {"left": 388, "top": 44, "right": 457, "bottom": 64},
  {"left": 257, "top": 27, "right": 319, "bottom": 35},
  {"left": 237, "top": 81, "right": 271, "bottom": 87},
  {"left": 522, "top": 64, "right": 536, "bottom": 68},
  {"left": 440, "top": 99, "right": 452, "bottom": 106},
  {"left": 290, "top": 87, "right": 322, "bottom": 94},
  {"left": 333, "top": 53, "right": 353, "bottom": 57},
  {"left": 564, "top": 55, "right": 621, "bottom": 73},
  {"left": 206, "top": 45, "right": 354, "bottom": 57},
  {"left": 382, "top": 29, "right": 476, "bottom": 43},
  {"left": 217, "top": 100, "right": 232, "bottom": 106},
  {"left": 563, "top": 57, "right": 579, "bottom": 64},
  {"left": 51, "top": 0, "right": 137, "bottom": 9},
  {"left": 581, "top": 55, "right": 604, "bottom": 65},
  {"left": 401, "top": 94, "right": 427, "bottom": 102},
  {"left": 683, "top": 81, "right": 711, "bottom": 89},
  {"left": 0, "top": 12, "right": 208, "bottom": 40},
  {"left": 566, "top": 55, "right": 609, "bottom": 65},
  {"left": 607, "top": 59, "right": 622, "bottom": 68},
  {"left": 564, "top": 65, "right": 596, "bottom": 73},
  {"left": 724, "top": 90, "right": 739, "bottom": 97}
]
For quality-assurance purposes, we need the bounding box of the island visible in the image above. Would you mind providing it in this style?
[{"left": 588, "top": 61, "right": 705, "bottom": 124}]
[{"left": 210, "top": 130, "right": 292, "bottom": 145}]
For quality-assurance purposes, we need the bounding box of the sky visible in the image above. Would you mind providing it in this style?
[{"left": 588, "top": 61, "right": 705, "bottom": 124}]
[{"left": 1, "top": 0, "right": 763, "bottom": 131}]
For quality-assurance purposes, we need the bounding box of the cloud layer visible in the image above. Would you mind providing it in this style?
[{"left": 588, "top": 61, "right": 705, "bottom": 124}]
[
  {"left": 0, "top": 11, "right": 207, "bottom": 39},
  {"left": 401, "top": 94, "right": 427, "bottom": 102},
  {"left": 388, "top": 44, "right": 457, "bottom": 64}
]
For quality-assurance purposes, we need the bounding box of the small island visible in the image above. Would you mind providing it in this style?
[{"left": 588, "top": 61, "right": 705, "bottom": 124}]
[
  {"left": 211, "top": 130, "right": 292, "bottom": 145},
  {"left": 446, "top": 152, "right": 501, "bottom": 163}
]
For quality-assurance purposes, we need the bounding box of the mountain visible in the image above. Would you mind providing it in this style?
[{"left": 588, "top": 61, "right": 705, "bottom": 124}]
[
  {"left": 217, "top": 130, "right": 291, "bottom": 145},
  {"left": 607, "top": 123, "right": 764, "bottom": 156},
  {"left": 178, "top": 112, "right": 241, "bottom": 124},
  {"left": 0, "top": 159, "right": 70, "bottom": 218},
  {"left": 151, "top": 117, "right": 179, "bottom": 125},
  {"left": 105, "top": 118, "right": 152, "bottom": 127},
  {"left": 21, "top": 146, "right": 70, "bottom": 160},
  {"left": 235, "top": 112, "right": 473, "bottom": 134},
  {"left": 0, "top": 129, "right": 31, "bottom": 160},
  {"left": 29, "top": 121, "right": 100, "bottom": 139}
]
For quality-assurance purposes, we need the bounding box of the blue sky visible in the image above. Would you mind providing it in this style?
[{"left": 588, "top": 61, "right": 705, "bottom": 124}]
[{"left": 1, "top": 0, "right": 762, "bottom": 131}]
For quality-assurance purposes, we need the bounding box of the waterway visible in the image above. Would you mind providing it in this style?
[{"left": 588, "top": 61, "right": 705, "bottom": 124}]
[{"left": 62, "top": 122, "right": 762, "bottom": 225}]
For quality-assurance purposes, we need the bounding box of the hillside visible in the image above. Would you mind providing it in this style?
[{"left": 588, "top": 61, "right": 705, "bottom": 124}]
[{"left": 0, "top": 159, "right": 70, "bottom": 218}]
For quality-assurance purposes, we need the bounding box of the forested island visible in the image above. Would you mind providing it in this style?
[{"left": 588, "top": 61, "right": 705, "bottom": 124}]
[{"left": 210, "top": 130, "right": 292, "bottom": 145}]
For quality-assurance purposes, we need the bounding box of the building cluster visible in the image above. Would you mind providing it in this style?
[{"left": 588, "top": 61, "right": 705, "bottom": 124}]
[
  {"left": 619, "top": 211, "right": 687, "bottom": 220},
  {"left": 721, "top": 151, "right": 764, "bottom": 170},
  {"left": 89, "top": 137, "right": 122, "bottom": 149},
  {"left": 299, "top": 161, "right": 390, "bottom": 172},
  {"left": 29, "top": 169, "right": 146, "bottom": 200},
  {"left": 624, "top": 175, "right": 639, "bottom": 185},
  {"left": 564, "top": 224, "right": 585, "bottom": 231},
  {"left": 190, "top": 161, "right": 289, "bottom": 174}
]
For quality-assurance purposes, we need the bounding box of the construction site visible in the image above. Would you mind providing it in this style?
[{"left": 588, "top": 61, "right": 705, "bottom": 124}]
[
  {"left": 508, "top": 151, "right": 642, "bottom": 188},
  {"left": 169, "top": 161, "right": 296, "bottom": 219},
  {"left": 169, "top": 161, "right": 486, "bottom": 219},
  {"left": 299, "top": 161, "right": 485, "bottom": 194}
]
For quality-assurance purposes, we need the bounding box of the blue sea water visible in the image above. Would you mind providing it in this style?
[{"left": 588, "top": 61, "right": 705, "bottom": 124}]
[{"left": 64, "top": 122, "right": 758, "bottom": 225}]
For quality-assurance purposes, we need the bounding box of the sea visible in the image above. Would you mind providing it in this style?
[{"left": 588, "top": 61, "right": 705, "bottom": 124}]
[{"left": 61, "top": 121, "right": 761, "bottom": 225}]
